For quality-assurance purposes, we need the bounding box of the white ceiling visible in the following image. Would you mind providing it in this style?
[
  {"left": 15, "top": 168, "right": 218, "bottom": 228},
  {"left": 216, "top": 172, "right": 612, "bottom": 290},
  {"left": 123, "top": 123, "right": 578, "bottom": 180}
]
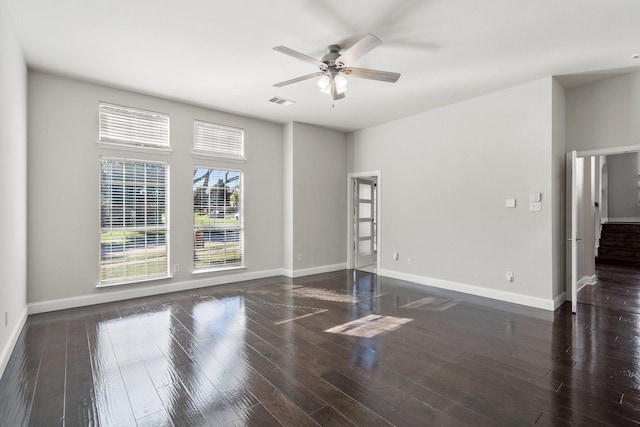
[{"left": 7, "top": 0, "right": 640, "bottom": 132}]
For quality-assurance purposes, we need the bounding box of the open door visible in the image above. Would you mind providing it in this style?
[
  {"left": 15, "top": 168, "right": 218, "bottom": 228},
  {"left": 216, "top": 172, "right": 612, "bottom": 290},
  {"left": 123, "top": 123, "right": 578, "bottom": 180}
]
[
  {"left": 567, "top": 151, "right": 578, "bottom": 313},
  {"left": 354, "top": 178, "right": 376, "bottom": 269}
]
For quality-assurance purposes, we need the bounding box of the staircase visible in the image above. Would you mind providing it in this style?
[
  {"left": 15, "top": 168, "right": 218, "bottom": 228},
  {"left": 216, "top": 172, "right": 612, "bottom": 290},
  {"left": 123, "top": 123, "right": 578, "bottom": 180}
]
[{"left": 596, "top": 223, "right": 640, "bottom": 267}]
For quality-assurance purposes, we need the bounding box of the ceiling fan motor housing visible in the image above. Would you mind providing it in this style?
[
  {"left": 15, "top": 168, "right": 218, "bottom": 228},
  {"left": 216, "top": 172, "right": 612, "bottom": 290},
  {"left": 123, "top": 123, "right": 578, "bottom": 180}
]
[{"left": 321, "top": 45, "right": 343, "bottom": 70}]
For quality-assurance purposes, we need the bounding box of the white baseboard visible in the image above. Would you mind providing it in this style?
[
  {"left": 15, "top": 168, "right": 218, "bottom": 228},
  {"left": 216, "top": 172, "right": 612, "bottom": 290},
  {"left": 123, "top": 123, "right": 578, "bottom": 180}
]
[
  {"left": 28, "top": 263, "right": 349, "bottom": 315},
  {"left": 378, "top": 269, "right": 556, "bottom": 311},
  {"left": 607, "top": 217, "right": 640, "bottom": 223},
  {"left": 0, "top": 305, "right": 28, "bottom": 380},
  {"left": 283, "top": 263, "right": 347, "bottom": 279},
  {"left": 553, "top": 292, "right": 566, "bottom": 310},
  {"left": 577, "top": 275, "right": 597, "bottom": 293},
  {"left": 28, "top": 268, "right": 287, "bottom": 315}
]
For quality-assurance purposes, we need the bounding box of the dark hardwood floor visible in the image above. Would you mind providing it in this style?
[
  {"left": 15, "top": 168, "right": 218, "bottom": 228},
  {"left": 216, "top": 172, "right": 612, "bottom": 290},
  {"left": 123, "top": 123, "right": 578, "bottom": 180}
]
[
  {"left": 579, "top": 264, "right": 640, "bottom": 314},
  {"left": 1, "top": 270, "right": 639, "bottom": 426}
]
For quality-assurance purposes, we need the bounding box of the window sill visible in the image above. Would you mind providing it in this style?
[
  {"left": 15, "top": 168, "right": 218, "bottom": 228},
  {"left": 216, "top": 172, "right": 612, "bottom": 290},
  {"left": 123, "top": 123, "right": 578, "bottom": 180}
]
[
  {"left": 97, "top": 274, "right": 172, "bottom": 288},
  {"left": 97, "top": 141, "right": 173, "bottom": 155},
  {"left": 192, "top": 265, "right": 246, "bottom": 276}
]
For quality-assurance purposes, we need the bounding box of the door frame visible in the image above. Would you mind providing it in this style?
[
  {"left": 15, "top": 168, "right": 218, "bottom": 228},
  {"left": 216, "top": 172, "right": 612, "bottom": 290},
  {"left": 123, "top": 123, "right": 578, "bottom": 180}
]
[
  {"left": 567, "top": 143, "right": 640, "bottom": 313},
  {"left": 354, "top": 177, "right": 377, "bottom": 269},
  {"left": 567, "top": 151, "right": 578, "bottom": 313},
  {"left": 347, "top": 171, "right": 381, "bottom": 271}
]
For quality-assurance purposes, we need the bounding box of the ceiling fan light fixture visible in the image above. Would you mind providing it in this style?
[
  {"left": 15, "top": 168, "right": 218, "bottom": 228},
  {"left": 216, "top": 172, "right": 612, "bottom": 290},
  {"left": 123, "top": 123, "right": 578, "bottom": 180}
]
[
  {"left": 335, "top": 74, "right": 348, "bottom": 93},
  {"left": 317, "top": 75, "right": 331, "bottom": 90}
]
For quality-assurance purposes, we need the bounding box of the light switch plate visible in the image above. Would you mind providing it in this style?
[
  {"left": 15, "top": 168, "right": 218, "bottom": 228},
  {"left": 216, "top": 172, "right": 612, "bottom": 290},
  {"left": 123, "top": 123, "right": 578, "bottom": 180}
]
[{"left": 506, "top": 198, "right": 516, "bottom": 208}]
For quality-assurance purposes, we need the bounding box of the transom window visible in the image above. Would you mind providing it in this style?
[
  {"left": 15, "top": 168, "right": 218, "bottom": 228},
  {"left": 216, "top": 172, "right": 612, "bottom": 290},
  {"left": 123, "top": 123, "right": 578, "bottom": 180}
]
[
  {"left": 100, "top": 159, "right": 169, "bottom": 285},
  {"left": 99, "top": 102, "right": 170, "bottom": 149},
  {"left": 193, "top": 167, "right": 243, "bottom": 270},
  {"left": 193, "top": 120, "right": 244, "bottom": 160}
]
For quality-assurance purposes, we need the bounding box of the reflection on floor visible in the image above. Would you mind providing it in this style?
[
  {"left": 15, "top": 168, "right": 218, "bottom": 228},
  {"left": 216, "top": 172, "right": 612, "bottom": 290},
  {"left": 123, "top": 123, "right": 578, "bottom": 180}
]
[
  {"left": 400, "top": 296, "right": 459, "bottom": 311},
  {"left": 1, "top": 269, "right": 640, "bottom": 425},
  {"left": 246, "top": 283, "right": 371, "bottom": 303},
  {"left": 325, "top": 314, "right": 413, "bottom": 338},
  {"left": 356, "top": 264, "right": 376, "bottom": 274}
]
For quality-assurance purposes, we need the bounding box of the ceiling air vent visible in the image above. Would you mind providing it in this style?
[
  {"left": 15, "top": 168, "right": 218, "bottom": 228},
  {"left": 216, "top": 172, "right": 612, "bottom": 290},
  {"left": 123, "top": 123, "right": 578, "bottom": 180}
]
[{"left": 269, "top": 96, "right": 295, "bottom": 106}]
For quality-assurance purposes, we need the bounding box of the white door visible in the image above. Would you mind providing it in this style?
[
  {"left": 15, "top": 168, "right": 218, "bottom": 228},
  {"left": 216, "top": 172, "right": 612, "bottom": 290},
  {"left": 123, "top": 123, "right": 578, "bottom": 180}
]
[
  {"left": 567, "top": 151, "right": 579, "bottom": 313},
  {"left": 355, "top": 178, "right": 376, "bottom": 269}
]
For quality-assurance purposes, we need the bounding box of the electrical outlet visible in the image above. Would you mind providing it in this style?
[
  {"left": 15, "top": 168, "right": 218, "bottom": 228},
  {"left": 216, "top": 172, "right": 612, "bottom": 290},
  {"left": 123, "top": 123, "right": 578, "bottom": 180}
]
[
  {"left": 407, "top": 258, "right": 412, "bottom": 265},
  {"left": 297, "top": 254, "right": 302, "bottom": 262},
  {"left": 173, "top": 264, "right": 180, "bottom": 273},
  {"left": 506, "top": 271, "right": 514, "bottom": 282}
]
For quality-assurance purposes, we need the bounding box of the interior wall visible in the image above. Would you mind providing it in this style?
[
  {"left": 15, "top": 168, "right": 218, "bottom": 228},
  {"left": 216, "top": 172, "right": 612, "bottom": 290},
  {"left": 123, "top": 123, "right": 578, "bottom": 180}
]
[
  {"left": 593, "top": 156, "right": 603, "bottom": 249},
  {"left": 27, "top": 71, "right": 284, "bottom": 305},
  {"left": 582, "top": 157, "right": 596, "bottom": 281},
  {"left": 283, "top": 122, "right": 294, "bottom": 271},
  {"left": 349, "top": 77, "right": 557, "bottom": 308},
  {"left": 289, "top": 122, "right": 347, "bottom": 273},
  {"left": 574, "top": 158, "right": 585, "bottom": 287},
  {"left": 566, "top": 70, "right": 640, "bottom": 152},
  {"left": 0, "top": 0, "right": 28, "bottom": 374},
  {"left": 605, "top": 152, "right": 640, "bottom": 220},
  {"left": 551, "top": 78, "right": 567, "bottom": 299},
  {"left": 599, "top": 156, "right": 608, "bottom": 221}
]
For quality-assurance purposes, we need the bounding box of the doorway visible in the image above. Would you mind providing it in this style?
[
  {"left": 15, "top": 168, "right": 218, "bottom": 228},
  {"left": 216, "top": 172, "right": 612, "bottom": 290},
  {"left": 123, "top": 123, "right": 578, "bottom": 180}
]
[
  {"left": 348, "top": 172, "right": 380, "bottom": 273},
  {"left": 568, "top": 145, "right": 640, "bottom": 314}
]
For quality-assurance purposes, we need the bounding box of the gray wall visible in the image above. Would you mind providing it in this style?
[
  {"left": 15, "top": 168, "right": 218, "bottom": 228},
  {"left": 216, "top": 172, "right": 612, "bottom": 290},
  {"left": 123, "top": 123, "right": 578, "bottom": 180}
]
[
  {"left": 287, "top": 122, "right": 347, "bottom": 273},
  {"left": 349, "top": 77, "right": 558, "bottom": 308},
  {"left": 283, "top": 122, "right": 294, "bottom": 271},
  {"left": 0, "top": 0, "right": 28, "bottom": 372},
  {"left": 606, "top": 152, "right": 640, "bottom": 220},
  {"left": 551, "top": 79, "right": 567, "bottom": 299},
  {"left": 27, "top": 71, "right": 285, "bottom": 305},
  {"left": 566, "top": 71, "right": 640, "bottom": 152}
]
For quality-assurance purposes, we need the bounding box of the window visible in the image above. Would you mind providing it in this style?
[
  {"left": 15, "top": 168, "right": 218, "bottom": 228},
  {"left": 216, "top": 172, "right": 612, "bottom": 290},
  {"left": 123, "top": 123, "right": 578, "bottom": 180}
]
[
  {"left": 193, "top": 167, "right": 243, "bottom": 270},
  {"left": 193, "top": 120, "right": 244, "bottom": 160},
  {"left": 99, "top": 102, "right": 170, "bottom": 149},
  {"left": 100, "top": 159, "right": 168, "bottom": 285}
]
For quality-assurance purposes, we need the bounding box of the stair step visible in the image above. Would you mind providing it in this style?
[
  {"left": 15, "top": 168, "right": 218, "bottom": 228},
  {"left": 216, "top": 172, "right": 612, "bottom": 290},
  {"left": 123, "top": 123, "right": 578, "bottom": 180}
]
[
  {"left": 599, "top": 239, "right": 640, "bottom": 250},
  {"left": 597, "top": 247, "right": 640, "bottom": 260},
  {"left": 599, "top": 232, "right": 640, "bottom": 242},
  {"left": 596, "top": 257, "right": 640, "bottom": 268},
  {"left": 601, "top": 223, "right": 640, "bottom": 234},
  {"left": 595, "top": 223, "right": 640, "bottom": 266}
]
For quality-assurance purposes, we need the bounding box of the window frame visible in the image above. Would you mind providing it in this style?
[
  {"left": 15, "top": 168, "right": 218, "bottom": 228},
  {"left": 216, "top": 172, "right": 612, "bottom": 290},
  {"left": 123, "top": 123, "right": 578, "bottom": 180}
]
[
  {"left": 98, "top": 156, "right": 170, "bottom": 287},
  {"left": 192, "top": 165, "right": 244, "bottom": 274}
]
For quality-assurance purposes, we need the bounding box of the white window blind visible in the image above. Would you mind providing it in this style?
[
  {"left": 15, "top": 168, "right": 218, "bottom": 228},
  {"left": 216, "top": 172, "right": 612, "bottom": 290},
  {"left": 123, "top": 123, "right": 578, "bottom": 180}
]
[
  {"left": 100, "top": 158, "right": 169, "bottom": 285},
  {"left": 194, "top": 120, "right": 244, "bottom": 159},
  {"left": 99, "top": 102, "right": 170, "bottom": 148},
  {"left": 193, "top": 167, "right": 243, "bottom": 270}
]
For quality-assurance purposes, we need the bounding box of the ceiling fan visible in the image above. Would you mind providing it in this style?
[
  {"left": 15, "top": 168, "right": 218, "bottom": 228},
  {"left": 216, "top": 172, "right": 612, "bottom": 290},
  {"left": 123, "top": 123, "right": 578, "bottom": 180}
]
[{"left": 273, "top": 34, "right": 401, "bottom": 101}]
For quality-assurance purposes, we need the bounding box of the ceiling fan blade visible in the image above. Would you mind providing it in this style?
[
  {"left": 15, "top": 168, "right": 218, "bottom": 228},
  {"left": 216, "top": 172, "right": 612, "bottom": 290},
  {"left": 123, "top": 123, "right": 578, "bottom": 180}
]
[
  {"left": 273, "top": 46, "right": 327, "bottom": 70},
  {"left": 344, "top": 67, "right": 400, "bottom": 83},
  {"left": 274, "top": 72, "right": 325, "bottom": 87},
  {"left": 335, "top": 33, "right": 382, "bottom": 66}
]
